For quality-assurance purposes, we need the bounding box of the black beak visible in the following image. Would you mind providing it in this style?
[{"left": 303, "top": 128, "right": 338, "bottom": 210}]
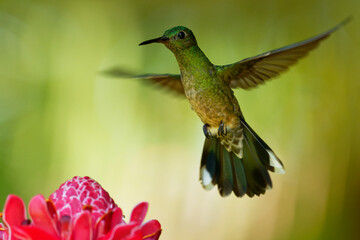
[{"left": 139, "top": 36, "right": 169, "bottom": 46}]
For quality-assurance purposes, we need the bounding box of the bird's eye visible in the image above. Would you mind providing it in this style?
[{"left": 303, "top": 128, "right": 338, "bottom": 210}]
[{"left": 178, "top": 31, "right": 185, "bottom": 39}]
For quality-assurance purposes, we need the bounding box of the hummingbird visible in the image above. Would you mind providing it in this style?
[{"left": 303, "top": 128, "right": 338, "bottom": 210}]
[{"left": 105, "top": 18, "right": 350, "bottom": 197}]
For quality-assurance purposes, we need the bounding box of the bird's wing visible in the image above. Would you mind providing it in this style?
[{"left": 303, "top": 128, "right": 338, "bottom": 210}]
[
  {"left": 218, "top": 17, "right": 351, "bottom": 90},
  {"left": 102, "top": 68, "right": 185, "bottom": 96}
]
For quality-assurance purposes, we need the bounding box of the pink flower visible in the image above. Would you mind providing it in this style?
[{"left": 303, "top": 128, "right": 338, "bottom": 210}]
[{"left": 0, "top": 176, "right": 161, "bottom": 240}]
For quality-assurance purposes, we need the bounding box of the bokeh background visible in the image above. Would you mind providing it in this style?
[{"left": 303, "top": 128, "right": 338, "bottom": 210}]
[{"left": 0, "top": 0, "right": 359, "bottom": 239}]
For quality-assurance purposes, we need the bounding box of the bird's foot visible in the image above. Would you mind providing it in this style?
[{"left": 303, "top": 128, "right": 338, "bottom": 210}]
[
  {"left": 218, "top": 121, "right": 227, "bottom": 137},
  {"left": 203, "top": 124, "right": 213, "bottom": 138}
]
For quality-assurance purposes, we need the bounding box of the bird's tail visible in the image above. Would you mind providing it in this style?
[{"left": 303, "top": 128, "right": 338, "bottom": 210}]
[{"left": 200, "top": 118, "right": 285, "bottom": 197}]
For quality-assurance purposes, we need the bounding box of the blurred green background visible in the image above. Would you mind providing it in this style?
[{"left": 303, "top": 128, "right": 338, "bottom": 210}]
[{"left": 0, "top": 0, "right": 359, "bottom": 239}]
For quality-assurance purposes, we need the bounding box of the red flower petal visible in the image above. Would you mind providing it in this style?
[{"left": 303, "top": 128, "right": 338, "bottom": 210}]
[
  {"left": 123, "top": 228, "right": 142, "bottom": 240},
  {"left": 71, "top": 211, "right": 92, "bottom": 240},
  {"left": 13, "top": 225, "right": 59, "bottom": 240},
  {"left": 0, "top": 223, "right": 8, "bottom": 240},
  {"left": 141, "top": 220, "right": 161, "bottom": 240},
  {"left": 46, "top": 200, "right": 58, "bottom": 221},
  {"left": 28, "top": 195, "right": 58, "bottom": 236},
  {"left": 2, "top": 195, "right": 26, "bottom": 227},
  {"left": 59, "top": 215, "right": 72, "bottom": 240},
  {"left": 104, "top": 222, "right": 140, "bottom": 240},
  {"left": 110, "top": 207, "right": 124, "bottom": 229},
  {"left": 95, "top": 218, "right": 106, "bottom": 239},
  {"left": 95, "top": 207, "right": 125, "bottom": 238},
  {"left": 94, "top": 211, "right": 112, "bottom": 238},
  {"left": 143, "top": 229, "right": 161, "bottom": 240},
  {"left": 95, "top": 207, "right": 125, "bottom": 239},
  {"left": 129, "top": 202, "right": 148, "bottom": 225},
  {"left": 2, "top": 194, "right": 27, "bottom": 240}
]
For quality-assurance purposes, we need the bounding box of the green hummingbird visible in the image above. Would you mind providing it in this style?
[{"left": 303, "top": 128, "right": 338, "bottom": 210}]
[{"left": 105, "top": 18, "right": 350, "bottom": 197}]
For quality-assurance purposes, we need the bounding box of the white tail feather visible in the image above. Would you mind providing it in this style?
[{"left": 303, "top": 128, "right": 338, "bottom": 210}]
[
  {"left": 200, "top": 166, "right": 215, "bottom": 190},
  {"left": 267, "top": 150, "right": 285, "bottom": 174}
]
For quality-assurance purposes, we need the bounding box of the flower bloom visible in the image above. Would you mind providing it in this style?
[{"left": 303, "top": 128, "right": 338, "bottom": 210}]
[{"left": 0, "top": 176, "right": 161, "bottom": 240}]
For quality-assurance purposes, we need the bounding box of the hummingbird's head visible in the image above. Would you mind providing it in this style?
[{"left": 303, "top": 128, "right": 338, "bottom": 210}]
[{"left": 139, "top": 26, "right": 197, "bottom": 53}]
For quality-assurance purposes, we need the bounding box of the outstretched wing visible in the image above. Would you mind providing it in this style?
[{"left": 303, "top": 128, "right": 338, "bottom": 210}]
[
  {"left": 218, "top": 17, "right": 351, "bottom": 90},
  {"left": 102, "top": 68, "right": 185, "bottom": 96}
]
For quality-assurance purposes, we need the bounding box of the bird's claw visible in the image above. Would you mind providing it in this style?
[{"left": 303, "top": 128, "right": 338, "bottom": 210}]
[
  {"left": 218, "top": 121, "right": 227, "bottom": 137},
  {"left": 203, "top": 124, "right": 213, "bottom": 138}
]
